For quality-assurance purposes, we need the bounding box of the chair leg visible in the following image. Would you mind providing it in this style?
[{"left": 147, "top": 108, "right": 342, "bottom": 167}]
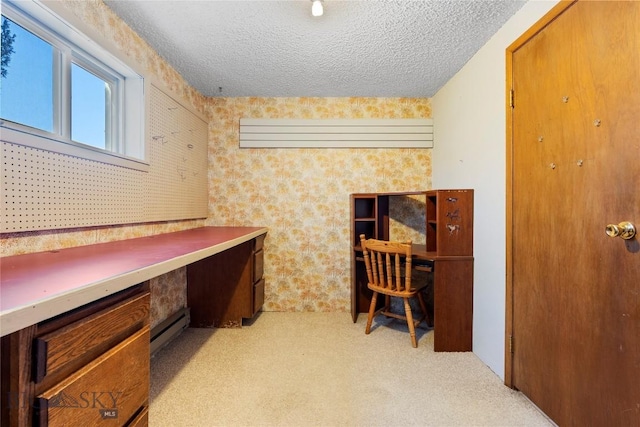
[
  {"left": 365, "top": 292, "right": 378, "bottom": 335},
  {"left": 417, "top": 291, "right": 432, "bottom": 327},
  {"left": 404, "top": 298, "right": 418, "bottom": 348}
]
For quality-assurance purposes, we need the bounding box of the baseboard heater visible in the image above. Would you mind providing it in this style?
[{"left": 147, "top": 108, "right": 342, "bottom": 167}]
[{"left": 150, "top": 307, "right": 190, "bottom": 357}]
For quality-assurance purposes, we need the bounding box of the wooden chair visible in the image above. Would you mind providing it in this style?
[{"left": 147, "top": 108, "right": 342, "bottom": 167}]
[{"left": 359, "top": 234, "right": 430, "bottom": 348}]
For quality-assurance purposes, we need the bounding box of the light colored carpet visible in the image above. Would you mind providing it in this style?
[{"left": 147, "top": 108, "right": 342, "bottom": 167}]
[{"left": 150, "top": 312, "right": 554, "bottom": 427}]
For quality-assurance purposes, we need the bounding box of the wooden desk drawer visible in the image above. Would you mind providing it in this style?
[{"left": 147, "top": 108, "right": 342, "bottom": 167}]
[
  {"left": 254, "top": 233, "right": 265, "bottom": 251},
  {"left": 253, "top": 248, "right": 264, "bottom": 283},
  {"left": 36, "top": 327, "right": 150, "bottom": 427},
  {"left": 34, "top": 292, "right": 150, "bottom": 384},
  {"left": 253, "top": 278, "right": 265, "bottom": 316}
]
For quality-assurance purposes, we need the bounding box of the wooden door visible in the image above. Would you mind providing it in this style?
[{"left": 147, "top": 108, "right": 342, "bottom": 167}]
[{"left": 507, "top": 1, "right": 640, "bottom": 425}]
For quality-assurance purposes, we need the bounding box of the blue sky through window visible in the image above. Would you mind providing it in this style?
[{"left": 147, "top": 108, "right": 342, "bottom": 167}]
[
  {"left": 1, "top": 15, "right": 107, "bottom": 149},
  {"left": 72, "top": 63, "right": 107, "bottom": 148},
  {"left": 1, "top": 15, "right": 53, "bottom": 132}
]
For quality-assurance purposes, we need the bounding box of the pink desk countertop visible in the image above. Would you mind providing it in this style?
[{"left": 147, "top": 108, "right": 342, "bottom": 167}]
[{"left": 0, "top": 226, "right": 267, "bottom": 337}]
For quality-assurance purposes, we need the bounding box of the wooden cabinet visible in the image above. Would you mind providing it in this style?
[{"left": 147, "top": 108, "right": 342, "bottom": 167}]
[
  {"left": 187, "top": 232, "right": 267, "bottom": 327},
  {"left": 425, "top": 190, "right": 474, "bottom": 351},
  {"left": 1, "top": 284, "right": 150, "bottom": 426},
  {"left": 425, "top": 189, "right": 473, "bottom": 256},
  {"left": 350, "top": 190, "right": 474, "bottom": 351}
]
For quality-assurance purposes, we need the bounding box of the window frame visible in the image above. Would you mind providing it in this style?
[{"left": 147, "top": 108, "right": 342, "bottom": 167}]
[{"left": 0, "top": 0, "right": 147, "bottom": 171}]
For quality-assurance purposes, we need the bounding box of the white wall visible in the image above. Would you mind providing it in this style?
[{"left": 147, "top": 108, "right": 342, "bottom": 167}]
[{"left": 431, "top": 0, "right": 560, "bottom": 379}]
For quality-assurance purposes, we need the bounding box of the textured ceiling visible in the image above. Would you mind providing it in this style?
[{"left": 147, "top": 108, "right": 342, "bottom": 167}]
[{"left": 104, "top": 0, "right": 526, "bottom": 98}]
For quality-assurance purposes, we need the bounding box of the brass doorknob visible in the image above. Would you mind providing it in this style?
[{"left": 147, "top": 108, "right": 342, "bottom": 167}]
[{"left": 605, "top": 221, "right": 636, "bottom": 240}]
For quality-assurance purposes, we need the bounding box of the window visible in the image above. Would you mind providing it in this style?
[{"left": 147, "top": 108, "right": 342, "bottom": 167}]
[
  {"left": 71, "top": 62, "right": 109, "bottom": 149},
  {"left": 0, "top": 0, "right": 146, "bottom": 170}
]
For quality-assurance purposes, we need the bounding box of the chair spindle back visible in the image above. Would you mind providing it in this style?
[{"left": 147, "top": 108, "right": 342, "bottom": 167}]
[{"left": 359, "top": 234, "right": 412, "bottom": 293}]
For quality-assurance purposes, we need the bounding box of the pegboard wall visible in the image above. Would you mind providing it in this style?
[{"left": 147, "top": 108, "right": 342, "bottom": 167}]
[
  {"left": 1, "top": 84, "right": 208, "bottom": 232},
  {"left": 145, "top": 85, "right": 208, "bottom": 221}
]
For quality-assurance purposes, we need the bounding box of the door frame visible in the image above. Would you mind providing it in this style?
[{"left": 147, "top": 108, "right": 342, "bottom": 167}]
[{"left": 503, "top": 0, "right": 576, "bottom": 388}]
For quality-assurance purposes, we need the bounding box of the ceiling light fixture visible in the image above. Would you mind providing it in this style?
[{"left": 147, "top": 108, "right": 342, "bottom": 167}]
[{"left": 311, "top": 0, "right": 323, "bottom": 17}]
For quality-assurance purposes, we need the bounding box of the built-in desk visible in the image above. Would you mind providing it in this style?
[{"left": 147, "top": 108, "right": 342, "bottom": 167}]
[
  {"left": 351, "top": 190, "right": 474, "bottom": 352},
  {"left": 0, "top": 226, "right": 266, "bottom": 426},
  {"left": 0, "top": 226, "right": 268, "bottom": 337}
]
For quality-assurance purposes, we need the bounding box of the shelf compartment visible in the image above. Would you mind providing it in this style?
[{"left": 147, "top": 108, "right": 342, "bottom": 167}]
[
  {"left": 353, "top": 196, "right": 376, "bottom": 219},
  {"left": 354, "top": 221, "right": 376, "bottom": 245}
]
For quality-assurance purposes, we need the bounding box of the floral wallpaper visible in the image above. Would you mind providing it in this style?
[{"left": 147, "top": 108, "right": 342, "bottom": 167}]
[
  {"left": 0, "top": 2, "right": 433, "bottom": 324},
  {"left": 205, "top": 97, "right": 432, "bottom": 312}
]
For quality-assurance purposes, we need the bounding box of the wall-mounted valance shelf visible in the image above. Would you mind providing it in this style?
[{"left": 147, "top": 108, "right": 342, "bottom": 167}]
[{"left": 239, "top": 118, "right": 433, "bottom": 148}]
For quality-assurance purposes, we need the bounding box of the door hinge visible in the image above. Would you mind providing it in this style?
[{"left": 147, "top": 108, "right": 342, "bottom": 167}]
[
  {"left": 509, "top": 89, "right": 515, "bottom": 108},
  {"left": 509, "top": 335, "right": 514, "bottom": 354}
]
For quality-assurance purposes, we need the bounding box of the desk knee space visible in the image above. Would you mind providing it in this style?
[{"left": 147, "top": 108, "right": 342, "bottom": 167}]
[{"left": 187, "top": 234, "right": 266, "bottom": 328}]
